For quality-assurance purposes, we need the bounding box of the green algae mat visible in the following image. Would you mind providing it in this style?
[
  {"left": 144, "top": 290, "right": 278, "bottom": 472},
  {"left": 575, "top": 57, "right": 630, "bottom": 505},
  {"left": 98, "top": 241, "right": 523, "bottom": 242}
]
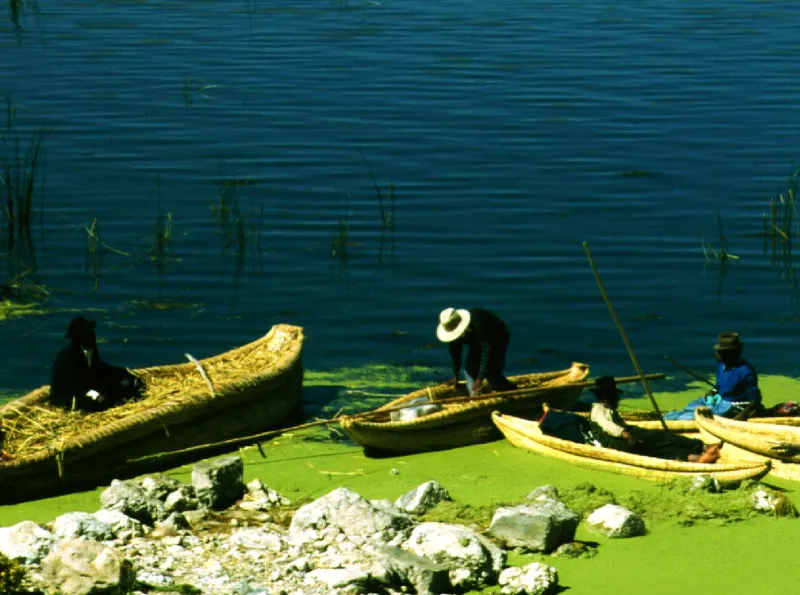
[{"left": 2, "top": 371, "right": 799, "bottom": 594}]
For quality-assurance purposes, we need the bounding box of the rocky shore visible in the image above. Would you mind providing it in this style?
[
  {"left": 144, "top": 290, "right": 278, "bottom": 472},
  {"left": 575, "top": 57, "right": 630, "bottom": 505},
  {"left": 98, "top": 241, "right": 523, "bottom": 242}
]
[{"left": 0, "top": 454, "right": 795, "bottom": 595}]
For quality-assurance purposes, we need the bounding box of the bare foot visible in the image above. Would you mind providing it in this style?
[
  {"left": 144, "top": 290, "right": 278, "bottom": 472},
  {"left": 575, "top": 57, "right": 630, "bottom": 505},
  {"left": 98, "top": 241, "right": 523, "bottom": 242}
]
[{"left": 697, "top": 444, "right": 721, "bottom": 464}]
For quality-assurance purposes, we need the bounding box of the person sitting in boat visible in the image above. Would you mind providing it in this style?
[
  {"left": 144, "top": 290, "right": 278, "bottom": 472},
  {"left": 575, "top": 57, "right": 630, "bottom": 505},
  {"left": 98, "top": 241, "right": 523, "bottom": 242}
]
[
  {"left": 50, "top": 316, "right": 143, "bottom": 412},
  {"left": 664, "top": 332, "right": 762, "bottom": 421},
  {"left": 436, "top": 307, "right": 517, "bottom": 396},
  {"left": 589, "top": 376, "right": 720, "bottom": 463}
]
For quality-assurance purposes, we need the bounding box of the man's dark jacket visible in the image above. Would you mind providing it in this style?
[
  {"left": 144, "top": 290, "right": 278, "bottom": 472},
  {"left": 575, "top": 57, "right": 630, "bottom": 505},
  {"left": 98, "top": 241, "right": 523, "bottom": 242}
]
[
  {"left": 50, "top": 342, "right": 137, "bottom": 411},
  {"left": 448, "top": 308, "right": 510, "bottom": 381}
]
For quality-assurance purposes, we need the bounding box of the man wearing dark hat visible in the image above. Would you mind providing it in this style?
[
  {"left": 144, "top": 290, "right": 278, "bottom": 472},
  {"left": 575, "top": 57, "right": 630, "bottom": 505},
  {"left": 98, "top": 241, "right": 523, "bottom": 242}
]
[
  {"left": 50, "top": 316, "right": 141, "bottom": 411},
  {"left": 713, "top": 332, "right": 761, "bottom": 408},
  {"left": 589, "top": 376, "right": 718, "bottom": 462},
  {"left": 664, "top": 331, "right": 762, "bottom": 421},
  {"left": 436, "top": 307, "right": 517, "bottom": 396}
]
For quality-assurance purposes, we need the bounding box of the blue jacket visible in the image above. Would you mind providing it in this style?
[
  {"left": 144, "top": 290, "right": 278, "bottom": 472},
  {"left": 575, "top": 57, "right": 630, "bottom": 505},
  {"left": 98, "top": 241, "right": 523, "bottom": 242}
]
[{"left": 716, "top": 358, "right": 761, "bottom": 404}]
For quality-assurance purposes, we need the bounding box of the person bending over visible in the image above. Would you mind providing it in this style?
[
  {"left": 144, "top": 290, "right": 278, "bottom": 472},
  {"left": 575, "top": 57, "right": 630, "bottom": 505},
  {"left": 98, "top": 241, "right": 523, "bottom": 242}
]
[{"left": 436, "top": 307, "right": 517, "bottom": 396}]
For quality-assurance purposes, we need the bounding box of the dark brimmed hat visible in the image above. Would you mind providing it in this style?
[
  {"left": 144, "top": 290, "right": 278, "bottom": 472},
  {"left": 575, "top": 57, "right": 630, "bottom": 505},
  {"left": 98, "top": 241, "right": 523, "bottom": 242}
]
[
  {"left": 714, "top": 331, "right": 743, "bottom": 352},
  {"left": 590, "top": 375, "right": 623, "bottom": 397},
  {"left": 65, "top": 316, "right": 96, "bottom": 339}
]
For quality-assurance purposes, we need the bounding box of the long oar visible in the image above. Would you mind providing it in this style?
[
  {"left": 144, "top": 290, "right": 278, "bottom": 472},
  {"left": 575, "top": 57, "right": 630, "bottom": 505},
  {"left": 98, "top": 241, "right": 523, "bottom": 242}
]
[
  {"left": 583, "top": 241, "right": 669, "bottom": 431},
  {"left": 664, "top": 355, "right": 717, "bottom": 390},
  {"left": 126, "top": 371, "right": 666, "bottom": 465}
]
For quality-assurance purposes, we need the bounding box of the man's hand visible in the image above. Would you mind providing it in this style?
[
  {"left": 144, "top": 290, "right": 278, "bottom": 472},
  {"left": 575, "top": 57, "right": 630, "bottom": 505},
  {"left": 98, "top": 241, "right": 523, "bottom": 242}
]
[{"left": 622, "top": 430, "right": 639, "bottom": 448}]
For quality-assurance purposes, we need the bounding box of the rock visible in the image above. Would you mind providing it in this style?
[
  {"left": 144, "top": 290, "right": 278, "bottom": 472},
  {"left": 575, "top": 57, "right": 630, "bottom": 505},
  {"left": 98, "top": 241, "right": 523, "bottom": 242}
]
[
  {"left": 182, "top": 509, "right": 211, "bottom": 529},
  {"left": 552, "top": 541, "right": 597, "bottom": 559},
  {"left": 0, "top": 520, "right": 57, "bottom": 564},
  {"left": 304, "top": 566, "right": 378, "bottom": 591},
  {"left": 289, "top": 487, "right": 414, "bottom": 545},
  {"left": 499, "top": 562, "right": 559, "bottom": 595},
  {"left": 691, "top": 475, "right": 722, "bottom": 493},
  {"left": 229, "top": 527, "right": 284, "bottom": 551},
  {"left": 192, "top": 456, "right": 245, "bottom": 510},
  {"left": 100, "top": 479, "right": 167, "bottom": 525},
  {"left": 140, "top": 474, "right": 187, "bottom": 501},
  {"left": 751, "top": 489, "right": 798, "bottom": 517},
  {"left": 370, "top": 544, "right": 450, "bottom": 594},
  {"left": 526, "top": 485, "right": 559, "bottom": 502},
  {"left": 164, "top": 486, "right": 200, "bottom": 513},
  {"left": 93, "top": 509, "right": 145, "bottom": 540},
  {"left": 586, "top": 504, "right": 646, "bottom": 538},
  {"left": 488, "top": 501, "right": 579, "bottom": 552},
  {"left": 151, "top": 512, "right": 191, "bottom": 537},
  {"left": 395, "top": 480, "right": 452, "bottom": 515},
  {"left": 402, "top": 522, "right": 505, "bottom": 590},
  {"left": 51, "top": 512, "right": 115, "bottom": 542},
  {"left": 245, "top": 479, "right": 290, "bottom": 508},
  {"left": 40, "top": 538, "right": 134, "bottom": 595}
]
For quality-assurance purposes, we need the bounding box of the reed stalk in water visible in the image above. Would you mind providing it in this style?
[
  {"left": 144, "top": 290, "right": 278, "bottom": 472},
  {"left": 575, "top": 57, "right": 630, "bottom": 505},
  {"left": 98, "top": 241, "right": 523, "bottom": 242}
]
[{"left": 1, "top": 92, "right": 43, "bottom": 273}]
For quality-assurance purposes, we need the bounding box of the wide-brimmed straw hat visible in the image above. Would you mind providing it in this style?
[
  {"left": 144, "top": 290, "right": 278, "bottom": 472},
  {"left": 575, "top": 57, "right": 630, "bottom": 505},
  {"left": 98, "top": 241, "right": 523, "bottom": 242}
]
[
  {"left": 436, "top": 307, "right": 471, "bottom": 342},
  {"left": 65, "top": 316, "right": 96, "bottom": 339},
  {"left": 590, "top": 375, "right": 623, "bottom": 397},
  {"left": 715, "top": 331, "right": 743, "bottom": 352}
]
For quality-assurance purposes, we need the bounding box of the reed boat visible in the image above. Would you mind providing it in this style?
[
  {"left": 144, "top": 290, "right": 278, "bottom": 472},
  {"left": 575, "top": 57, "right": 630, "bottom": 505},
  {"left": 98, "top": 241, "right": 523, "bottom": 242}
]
[
  {"left": 339, "top": 363, "right": 590, "bottom": 454},
  {"left": 694, "top": 406, "right": 800, "bottom": 463},
  {"left": 491, "top": 411, "right": 770, "bottom": 485},
  {"left": 0, "top": 324, "right": 304, "bottom": 504}
]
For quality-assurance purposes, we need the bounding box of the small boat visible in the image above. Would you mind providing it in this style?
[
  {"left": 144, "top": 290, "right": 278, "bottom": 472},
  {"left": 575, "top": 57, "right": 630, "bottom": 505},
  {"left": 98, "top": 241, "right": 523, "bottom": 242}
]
[
  {"left": 339, "top": 363, "right": 590, "bottom": 454},
  {"left": 694, "top": 406, "right": 800, "bottom": 463},
  {"left": 491, "top": 411, "right": 770, "bottom": 485},
  {"left": 0, "top": 324, "right": 304, "bottom": 504},
  {"left": 618, "top": 410, "right": 800, "bottom": 432}
]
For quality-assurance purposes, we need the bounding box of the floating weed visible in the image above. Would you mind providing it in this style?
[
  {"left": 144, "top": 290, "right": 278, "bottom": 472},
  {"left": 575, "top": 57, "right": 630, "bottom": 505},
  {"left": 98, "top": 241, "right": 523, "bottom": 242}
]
[
  {"left": 701, "top": 210, "right": 738, "bottom": 262},
  {"left": 127, "top": 298, "right": 202, "bottom": 311},
  {"left": 210, "top": 170, "right": 259, "bottom": 264},
  {"left": 148, "top": 179, "right": 173, "bottom": 264}
]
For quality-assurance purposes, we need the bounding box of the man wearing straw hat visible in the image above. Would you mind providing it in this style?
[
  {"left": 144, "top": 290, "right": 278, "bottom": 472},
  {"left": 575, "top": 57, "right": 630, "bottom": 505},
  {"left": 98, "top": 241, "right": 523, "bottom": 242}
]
[
  {"left": 436, "top": 307, "right": 517, "bottom": 396},
  {"left": 50, "top": 316, "right": 142, "bottom": 412}
]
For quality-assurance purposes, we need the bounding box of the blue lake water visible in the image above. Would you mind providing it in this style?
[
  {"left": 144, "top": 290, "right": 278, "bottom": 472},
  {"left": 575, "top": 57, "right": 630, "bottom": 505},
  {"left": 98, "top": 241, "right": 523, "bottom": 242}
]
[{"left": 2, "top": 0, "right": 800, "bottom": 402}]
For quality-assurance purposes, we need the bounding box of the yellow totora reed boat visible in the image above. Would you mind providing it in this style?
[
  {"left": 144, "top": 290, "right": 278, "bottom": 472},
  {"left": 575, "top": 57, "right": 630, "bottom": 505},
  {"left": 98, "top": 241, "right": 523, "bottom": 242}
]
[
  {"left": 491, "top": 411, "right": 770, "bottom": 486},
  {"left": 0, "top": 324, "right": 304, "bottom": 504},
  {"left": 694, "top": 406, "right": 800, "bottom": 463},
  {"left": 339, "top": 362, "right": 590, "bottom": 455}
]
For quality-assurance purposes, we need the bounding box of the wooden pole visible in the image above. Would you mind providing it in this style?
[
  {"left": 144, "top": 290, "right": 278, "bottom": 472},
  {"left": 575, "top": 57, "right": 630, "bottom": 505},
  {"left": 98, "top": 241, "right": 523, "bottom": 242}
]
[
  {"left": 583, "top": 241, "right": 669, "bottom": 431},
  {"left": 126, "top": 371, "right": 666, "bottom": 465},
  {"left": 663, "top": 355, "right": 717, "bottom": 390}
]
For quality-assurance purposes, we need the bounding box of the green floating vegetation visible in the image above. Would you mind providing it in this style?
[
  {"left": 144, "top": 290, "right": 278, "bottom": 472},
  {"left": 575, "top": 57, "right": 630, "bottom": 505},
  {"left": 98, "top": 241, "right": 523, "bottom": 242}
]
[
  {"left": 126, "top": 299, "right": 203, "bottom": 312},
  {"left": 0, "top": 298, "right": 46, "bottom": 321},
  {"left": 0, "top": 552, "right": 26, "bottom": 594},
  {"left": 304, "top": 362, "right": 441, "bottom": 390},
  {"left": 560, "top": 479, "right": 776, "bottom": 526}
]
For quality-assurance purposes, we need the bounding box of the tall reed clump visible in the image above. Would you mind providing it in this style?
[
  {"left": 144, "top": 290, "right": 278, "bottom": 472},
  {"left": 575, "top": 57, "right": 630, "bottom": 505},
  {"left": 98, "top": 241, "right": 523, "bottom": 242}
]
[
  {"left": 763, "top": 166, "right": 800, "bottom": 258},
  {"left": 210, "top": 172, "right": 261, "bottom": 263},
  {"left": 1, "top": 92, "right": 44, "bottom": 273}
]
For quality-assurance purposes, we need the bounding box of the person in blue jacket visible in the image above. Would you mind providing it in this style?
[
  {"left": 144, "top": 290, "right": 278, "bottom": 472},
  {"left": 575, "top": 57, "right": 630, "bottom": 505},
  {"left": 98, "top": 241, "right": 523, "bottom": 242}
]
[
  {"left": 665, "top": 331, "right": 762, "bottom": 420},
  {"left": 436, "top": 307, "right": 517, "bottom": 396}
]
